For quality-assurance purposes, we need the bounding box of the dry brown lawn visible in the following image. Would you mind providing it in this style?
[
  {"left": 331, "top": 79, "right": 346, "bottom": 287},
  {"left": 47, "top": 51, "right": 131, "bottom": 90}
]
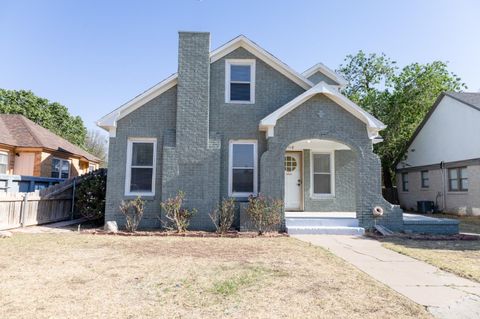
[
  {"left": 0, "top": 233, "right": 430, "bottom": 319},
  {"left": 383, "top": 238, "right": 480, "bottom": 284}
]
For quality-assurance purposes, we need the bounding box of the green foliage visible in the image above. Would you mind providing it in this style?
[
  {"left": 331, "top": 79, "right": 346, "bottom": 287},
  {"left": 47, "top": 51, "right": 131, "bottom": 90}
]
[
  {"left": 119, "top": 196, "right": 146, "bottom": 232},
  {"left": 209, "top": 198, "right": 236, "bottom": 234},
  {"left": 246, "top": 194, "right": 283, "bottom": 235},
  {"left": 0, "top": 88, "right": 87, "bottom": 147},
  {"left": 338, "top": 53, "right": 466, "bottom": 186},
  {"left": 160, "top": 191, "right": 197, "bottom": 232},
  {"left": 75, "top": 170, "right": 107, "bottom": 220}
]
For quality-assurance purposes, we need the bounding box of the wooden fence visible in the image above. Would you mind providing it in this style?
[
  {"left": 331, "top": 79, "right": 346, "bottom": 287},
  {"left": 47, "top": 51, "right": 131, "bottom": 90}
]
[
  {"left": 0, "top": 192, "right": 73, "bottom": 230},
  {"left": 0, "top": 169, "right": 106, "bottom": 230}
]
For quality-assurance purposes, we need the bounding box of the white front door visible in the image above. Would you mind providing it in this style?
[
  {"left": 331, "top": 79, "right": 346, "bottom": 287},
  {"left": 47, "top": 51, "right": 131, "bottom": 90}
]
[{"left": 284, "top": 152, "right": 302, "bottom": 210}]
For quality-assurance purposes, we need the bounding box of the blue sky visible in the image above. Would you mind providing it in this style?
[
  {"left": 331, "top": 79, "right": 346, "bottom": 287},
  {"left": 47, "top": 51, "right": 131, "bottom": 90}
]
[{"left": 1, "top": 0, "right": 479, "bottom": 133}]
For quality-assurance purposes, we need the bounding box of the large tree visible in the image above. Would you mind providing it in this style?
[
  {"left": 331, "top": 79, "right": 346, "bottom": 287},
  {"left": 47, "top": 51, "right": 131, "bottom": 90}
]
[
  {"left": 338, "top": 52, "right": 466, "bottom": 187},
  {"left": 0, "top": 89, "right": 87, "bottom": 147}
]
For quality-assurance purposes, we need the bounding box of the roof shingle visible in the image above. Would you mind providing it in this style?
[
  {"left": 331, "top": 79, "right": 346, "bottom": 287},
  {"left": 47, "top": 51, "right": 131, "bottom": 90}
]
[
  {"left": 445, "top": 92, "right": 480, "bottom": 111},
  {"left": 0, "top": 114, "right": 100, "bottom": 162}
]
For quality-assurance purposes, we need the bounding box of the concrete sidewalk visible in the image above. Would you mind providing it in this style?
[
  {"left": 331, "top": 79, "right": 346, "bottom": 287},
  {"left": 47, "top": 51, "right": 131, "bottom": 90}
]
[{"left": 294, "top": 235, "right": 480, "bottom": 319}]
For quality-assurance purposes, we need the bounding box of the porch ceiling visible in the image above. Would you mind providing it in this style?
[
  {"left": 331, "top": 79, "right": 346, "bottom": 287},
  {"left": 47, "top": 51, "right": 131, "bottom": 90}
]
[{"left": 286, "top": 139, "right": 351, "bottom": 152}]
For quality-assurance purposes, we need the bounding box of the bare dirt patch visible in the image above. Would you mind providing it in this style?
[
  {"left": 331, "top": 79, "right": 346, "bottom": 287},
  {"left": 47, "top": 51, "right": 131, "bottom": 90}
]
[{"left": 0, "top": 234, "right": 430, "bottom": 318}]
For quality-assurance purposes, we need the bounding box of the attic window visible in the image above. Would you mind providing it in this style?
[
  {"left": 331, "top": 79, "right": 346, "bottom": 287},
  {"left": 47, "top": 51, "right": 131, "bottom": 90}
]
[{"left": 225, "top": 59, "right": 255, "bottom": 103}]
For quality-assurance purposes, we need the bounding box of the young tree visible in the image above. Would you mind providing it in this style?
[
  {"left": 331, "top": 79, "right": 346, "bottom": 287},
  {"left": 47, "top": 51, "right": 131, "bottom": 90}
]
[
  {"left": 0, "top": 89, "right": 87, "bottom": 147},
  {"left": 338, "top": 53, "right": 466, "bottom": 187},
  {"left": 85, "top": 129, "right": 108, "bottom": 166}
]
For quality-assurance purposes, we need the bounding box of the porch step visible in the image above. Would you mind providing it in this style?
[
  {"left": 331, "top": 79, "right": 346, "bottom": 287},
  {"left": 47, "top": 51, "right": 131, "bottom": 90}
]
[
  {"left": 285, "top": 217, "right": 359, "bottom": 227},
  {"left": 287, "top": 226, "right": 365, "bottom": 236}
]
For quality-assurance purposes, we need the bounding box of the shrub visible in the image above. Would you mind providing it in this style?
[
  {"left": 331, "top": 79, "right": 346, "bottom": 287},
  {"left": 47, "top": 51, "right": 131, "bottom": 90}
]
[
  {"left": 209, "top": 198, "right": 236, "bottom": 234},
  {"left": 246, "top": 194, "right": 283, "bottom": 235},
  {"left": 75, "top": 170, "right": 107, "bottom": 220},
  {"left": 119, "top": 196, "right": 145, "bottom": 232},
  {"left": 160, "top": 191, "right": 196, "bottom": 232}
]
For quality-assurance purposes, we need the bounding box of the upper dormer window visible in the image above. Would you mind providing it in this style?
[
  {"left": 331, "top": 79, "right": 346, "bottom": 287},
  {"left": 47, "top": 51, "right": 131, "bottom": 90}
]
[{"left": 225, "top": 59, "right": 255, "bottom": 104}]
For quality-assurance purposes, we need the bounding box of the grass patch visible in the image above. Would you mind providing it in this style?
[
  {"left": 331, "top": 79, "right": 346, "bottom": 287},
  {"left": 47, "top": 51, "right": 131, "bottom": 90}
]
[
  {"left": 211, "top": 266, "right": 272, "bottom": 296},
  {"left": 0, "top": 233, "right": 430, "bottom": 318},
  {"left": 383, "top": 238, "right": 480, "bottom": 283}
]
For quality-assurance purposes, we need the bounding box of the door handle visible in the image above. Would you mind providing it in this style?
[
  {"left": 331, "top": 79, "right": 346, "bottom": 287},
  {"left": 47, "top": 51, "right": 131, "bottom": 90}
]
[{"left": 297, "top": 179, "right": 301, "bottom": 186}]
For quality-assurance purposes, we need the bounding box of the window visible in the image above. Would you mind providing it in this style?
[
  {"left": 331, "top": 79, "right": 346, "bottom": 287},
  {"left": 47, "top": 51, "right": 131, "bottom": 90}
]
[
  {"left": 448, "top": 167, "right": 468, "bottom": 192},
  {"left": 125, "top": 138, "right": 156, "bottom": 196},
  {"left": 311, "top": 153, "right": 334, "bottom": 196},
  {"left": 401, "top": 172, "right": 409, "bottom": 192},
  {"left": 0, "top": 152, "right": 8, "bottom": 174},
  {"left": 51, "top": 158, "right": 70, "bottom": 179},
  {"left": 225, "top": 59, "right": 255, "bottom": 103},
  {"left": 228, "top": 141, "right": 257, "bottom": 197},
  {"left": 88, "top": 164, "right": 95, "bottom": 173},
  {"left": 421, "top": 170, "right": 429, "bottom": 188}
]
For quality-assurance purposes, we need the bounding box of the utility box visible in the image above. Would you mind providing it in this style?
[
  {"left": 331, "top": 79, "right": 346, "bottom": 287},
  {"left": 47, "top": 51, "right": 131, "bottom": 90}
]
[{"left": 417, "top": 201, "right": 435, "bottom": 214}]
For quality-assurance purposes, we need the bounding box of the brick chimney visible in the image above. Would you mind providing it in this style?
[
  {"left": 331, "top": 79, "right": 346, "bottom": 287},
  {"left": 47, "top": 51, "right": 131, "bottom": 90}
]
[{"left": 176, "top": 32, "right": 211, "bottom": 150}]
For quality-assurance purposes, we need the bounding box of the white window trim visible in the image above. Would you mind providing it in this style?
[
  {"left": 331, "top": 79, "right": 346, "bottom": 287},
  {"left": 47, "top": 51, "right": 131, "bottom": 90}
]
[
  {"left": 310, "top": 151, "right": 335, "bottom": 198},
  {"left": 51, "top": 157, "right": 71, "bottom": 179},
  {"left": 125, "top": 138, "right": 157, "bottom": 196},
  {"left": 0, "top": 151, "right": 8, "bottom": 174},
  {"left": 228, "top": 140, "right": 258, "bottom": 197},
  {"left": 225, "top": 59, "right": 256, "bottom": 104}
]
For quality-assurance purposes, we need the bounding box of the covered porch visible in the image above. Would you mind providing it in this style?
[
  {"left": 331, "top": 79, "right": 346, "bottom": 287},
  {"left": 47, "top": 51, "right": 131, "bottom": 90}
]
[{"left": 282, "top": 139, "right": 364, "bottom": 234}]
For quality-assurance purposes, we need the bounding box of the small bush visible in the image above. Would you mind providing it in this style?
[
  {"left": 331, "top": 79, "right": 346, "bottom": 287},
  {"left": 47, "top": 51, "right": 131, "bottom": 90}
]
[
  {"left": 119, "top": 196, "right": 145, "bottom": 232},
  {"left": 209, "top": 198, "right": 236, "bottom": 234},
  {"left": 160, "top": 191, "right": 196, "bottom": 232},
  {"left": 246, "top": 194, "right": 283, "bottom": 235},
  {"left": 75, "top": 170, "right": 107, "bottom": 220}
]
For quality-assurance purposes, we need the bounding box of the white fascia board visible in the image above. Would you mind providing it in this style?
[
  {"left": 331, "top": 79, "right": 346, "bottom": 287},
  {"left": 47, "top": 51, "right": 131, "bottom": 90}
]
[
  {"left": 259, "top": 81, "right": 385, "bottom": 139},
  {"left": 210, "top": 35, "right": 313, "bottom": 90},
  {"left": 302, "top": 63, "right": 348, "bottom": 87},
  {"left": 96, "top": 74, "right": 178, "bottom": 132}
]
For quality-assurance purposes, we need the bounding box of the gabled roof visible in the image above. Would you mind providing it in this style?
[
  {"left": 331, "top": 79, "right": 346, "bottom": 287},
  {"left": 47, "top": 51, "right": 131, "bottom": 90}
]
[
  {"left": 210, "top": 35, "right": 313, "bottom": 90},
  {"left": 0, "top": 114, "right": 100, "bottom": 162},
  {"left": 395, "top": 91, "right": 480, "bottom": 167},
  {"left": 96, "top": 73, "right": 178, "bottom": 134},
  {"left": 445, "top": 92, "right": 480, "bottom": 111},
  {"left": 302, "top": 63, "right": 348, "bottom": 87},
  {"left": 259, "top": 81, "right": 385, "bottom": 139},
  {"left": 97, "top": 35, "right": 314, "bottom": 133}
]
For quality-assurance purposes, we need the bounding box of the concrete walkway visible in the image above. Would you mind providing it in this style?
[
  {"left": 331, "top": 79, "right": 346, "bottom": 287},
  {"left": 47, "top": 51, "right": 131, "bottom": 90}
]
[
  {"left": 294, "top": 235, "right": 480, "bottom": 319},
  {"left": 10, "top": 218, "right": 88, "bottom": 234}
]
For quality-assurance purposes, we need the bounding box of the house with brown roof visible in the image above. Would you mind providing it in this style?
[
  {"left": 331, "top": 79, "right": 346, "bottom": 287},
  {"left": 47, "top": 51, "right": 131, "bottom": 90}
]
[{"left": 0, "top": 114, "right": 100, "bottom": 180}]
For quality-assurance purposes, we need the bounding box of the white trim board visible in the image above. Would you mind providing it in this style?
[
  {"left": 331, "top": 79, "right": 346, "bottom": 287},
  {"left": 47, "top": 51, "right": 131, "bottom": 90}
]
[
  {"left": 310, "top": 151, "right": 335, "bottom": 199},
  {"left": 97, "top": 34, "right": 315, "bottom": 135},
  {"left": 125, "top": 137, "right": 157, "bottom": 197},
  {"left": 228, "top": 140, "right": 258, "bottom": 197},
  {"left": 302, "top": 63, "right": 347, "bottom": 87},
  {"left": 211, "top": 35, "right": 313, "bottom": 90},
  {"left": 259, "top": 81, "right": 386, "bottom": 139},
  {"left": 225, "top": 59, "right": 256, "bottom": 104},
  {"left": 96, "top": 74, "right": 178, "bottom": 137}
]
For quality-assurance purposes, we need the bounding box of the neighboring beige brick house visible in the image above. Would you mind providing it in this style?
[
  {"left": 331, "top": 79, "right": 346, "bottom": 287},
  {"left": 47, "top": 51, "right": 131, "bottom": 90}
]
[
  {"left": 0, "top": 114, "right": 100, "bottom": 178},
  {"left": 396, "top": 92, "right": 480, "bottom": 216}
]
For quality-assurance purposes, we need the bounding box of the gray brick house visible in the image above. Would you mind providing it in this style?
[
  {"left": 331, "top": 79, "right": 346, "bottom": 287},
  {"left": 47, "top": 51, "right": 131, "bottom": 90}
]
[{"left": 97, "top": 31, "right": 406, "bottom": 234}]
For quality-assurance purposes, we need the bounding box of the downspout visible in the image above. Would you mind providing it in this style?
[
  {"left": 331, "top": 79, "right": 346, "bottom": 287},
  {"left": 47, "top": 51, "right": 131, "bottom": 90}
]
[{"left": 440, "top": 161, "right": 447, "bottom": 211}]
